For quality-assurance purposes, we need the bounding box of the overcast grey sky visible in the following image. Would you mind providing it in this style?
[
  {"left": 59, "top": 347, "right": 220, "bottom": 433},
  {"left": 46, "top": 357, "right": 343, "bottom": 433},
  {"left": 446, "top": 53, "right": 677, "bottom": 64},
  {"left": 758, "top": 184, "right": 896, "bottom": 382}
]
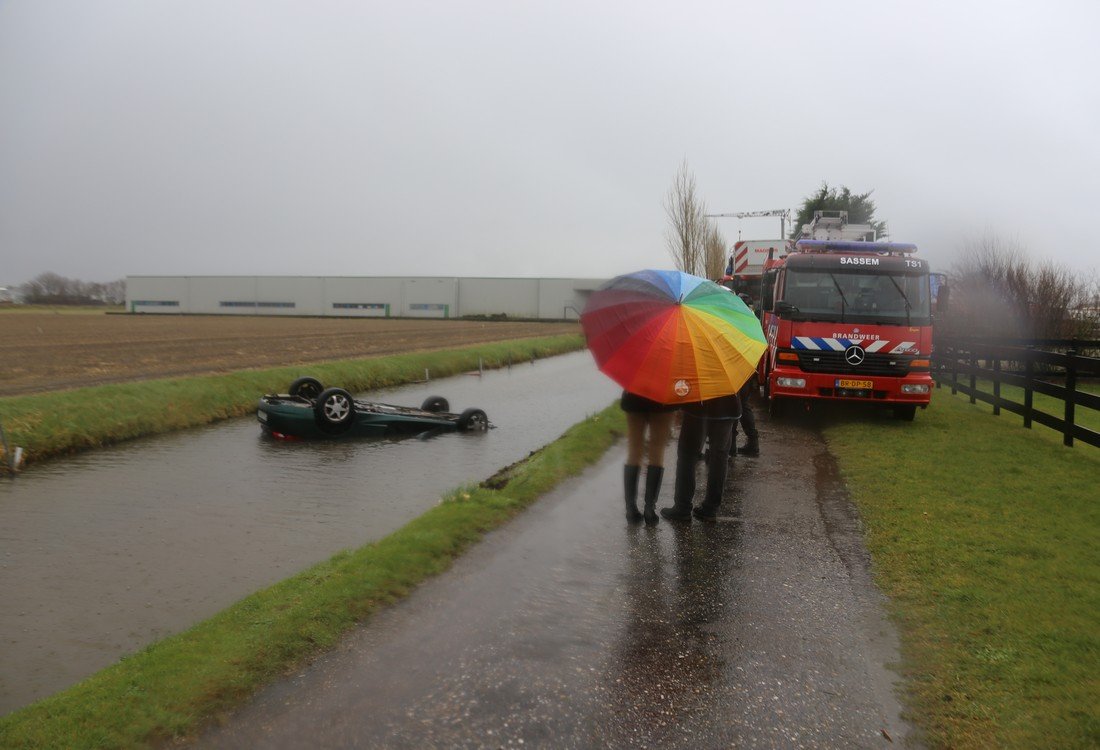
[{"left": 2, "top": 0, "right": 1098, "bottom": 286}]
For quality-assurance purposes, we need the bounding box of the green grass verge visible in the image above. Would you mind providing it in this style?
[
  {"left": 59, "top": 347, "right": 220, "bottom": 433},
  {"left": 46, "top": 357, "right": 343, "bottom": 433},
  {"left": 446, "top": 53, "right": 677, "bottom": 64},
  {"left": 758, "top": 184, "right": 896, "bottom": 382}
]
[
  {"left": 823, "top": 392, "right": 1099, "bottom": 749},
  {"left": 0, "top": 403, "right": 627, "bottom": 748},
  {"left": 0, "top": 334, "right": 584, "bottom": 466}
]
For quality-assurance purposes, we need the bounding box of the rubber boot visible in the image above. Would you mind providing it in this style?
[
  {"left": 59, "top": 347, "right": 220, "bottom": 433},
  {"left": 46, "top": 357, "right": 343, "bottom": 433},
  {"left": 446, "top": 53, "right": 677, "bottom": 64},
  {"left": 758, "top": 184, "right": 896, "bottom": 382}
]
[
  {"left": 692, "top": 503, "right": 719, "bottom": 521},
  {"left": 623, "top": 465, "right": 642, "bottom": 524},
  {"left": 660, "top": 462, "right": 695, "bottom": 522},
  {"left": 738, "top": 435, "right": 760, "bottom": 457},
  {"left": 696, "top": 428, "right": 732, "bottom": 521},
  {"left": 642, "top": 466, "right": 664, "bottom": 526}
]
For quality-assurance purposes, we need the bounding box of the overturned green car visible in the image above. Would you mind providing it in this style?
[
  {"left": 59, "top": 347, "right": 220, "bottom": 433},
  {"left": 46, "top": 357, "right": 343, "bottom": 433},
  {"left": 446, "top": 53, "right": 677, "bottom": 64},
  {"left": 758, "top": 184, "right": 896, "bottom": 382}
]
[{"left": 257, "top": 376, "right": 491, "bottom": 440}]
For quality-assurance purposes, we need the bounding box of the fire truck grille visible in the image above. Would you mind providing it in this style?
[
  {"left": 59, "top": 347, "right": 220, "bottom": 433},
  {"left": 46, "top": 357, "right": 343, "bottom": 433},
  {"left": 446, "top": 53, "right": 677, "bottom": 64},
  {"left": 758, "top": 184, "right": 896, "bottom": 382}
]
[{"left": 796, "top": 351, "right": 912, "bottom": 377}]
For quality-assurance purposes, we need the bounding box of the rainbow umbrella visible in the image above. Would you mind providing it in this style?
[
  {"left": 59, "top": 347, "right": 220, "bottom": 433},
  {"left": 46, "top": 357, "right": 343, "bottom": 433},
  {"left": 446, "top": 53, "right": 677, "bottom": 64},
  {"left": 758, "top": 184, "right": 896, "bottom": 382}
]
[{"left": 581, "top": 269, "right": 767, "bottom": 405}]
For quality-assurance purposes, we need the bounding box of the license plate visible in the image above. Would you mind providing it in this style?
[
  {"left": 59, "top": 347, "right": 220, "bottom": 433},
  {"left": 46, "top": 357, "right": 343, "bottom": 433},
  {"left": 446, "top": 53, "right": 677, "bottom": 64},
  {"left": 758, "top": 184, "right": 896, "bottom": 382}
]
[{"left": 836, "top": 379, "right": 873, "bottom": 389}]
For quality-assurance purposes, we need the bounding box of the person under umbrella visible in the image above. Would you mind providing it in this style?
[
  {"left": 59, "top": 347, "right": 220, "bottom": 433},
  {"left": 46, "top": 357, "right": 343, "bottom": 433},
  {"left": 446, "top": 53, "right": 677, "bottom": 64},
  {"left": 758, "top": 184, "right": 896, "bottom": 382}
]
[
  {"left": 662, "top": 392, "right": 741, "bottom": 522},
  {"left": 619, "top": 390, "right": 675, "bottom": 524},
  {"left": 730, "top": 292, "right": 761, "bottom": 457},
  {"left": 581, "top": 269, "right": 766, "bottom": 525}
]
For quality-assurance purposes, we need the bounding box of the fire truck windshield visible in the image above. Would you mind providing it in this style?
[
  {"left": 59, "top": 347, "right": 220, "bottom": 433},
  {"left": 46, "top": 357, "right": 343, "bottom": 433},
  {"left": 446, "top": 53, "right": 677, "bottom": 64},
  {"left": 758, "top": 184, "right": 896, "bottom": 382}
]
[{"left": 782, "top": 268, "right": 930, "bottom": 324}]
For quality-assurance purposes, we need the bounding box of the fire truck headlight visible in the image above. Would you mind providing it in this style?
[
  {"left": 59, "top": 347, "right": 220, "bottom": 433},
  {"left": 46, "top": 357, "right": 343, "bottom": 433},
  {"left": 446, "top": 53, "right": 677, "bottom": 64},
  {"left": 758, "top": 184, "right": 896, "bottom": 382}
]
[
  {"left": 901, "top": 384, "right": 930, "bottom": 394},
  {"left": 777, "top": 377, "right": 806, "bottom": 389}
]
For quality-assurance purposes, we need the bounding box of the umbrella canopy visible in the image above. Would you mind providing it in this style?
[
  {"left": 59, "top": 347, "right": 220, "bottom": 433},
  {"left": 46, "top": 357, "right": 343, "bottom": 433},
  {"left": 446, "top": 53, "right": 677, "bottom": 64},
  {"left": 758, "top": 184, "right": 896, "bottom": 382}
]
[{"left": 581, "top": 269, "right": 767, "bottom": 405}]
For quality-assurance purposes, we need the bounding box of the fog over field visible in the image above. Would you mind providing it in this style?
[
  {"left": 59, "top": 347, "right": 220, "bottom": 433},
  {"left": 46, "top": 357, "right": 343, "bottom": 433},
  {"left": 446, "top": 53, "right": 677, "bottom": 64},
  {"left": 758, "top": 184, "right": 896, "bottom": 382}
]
[{"left": 1, "top": 0, "right": 1098, "bottom": 286}]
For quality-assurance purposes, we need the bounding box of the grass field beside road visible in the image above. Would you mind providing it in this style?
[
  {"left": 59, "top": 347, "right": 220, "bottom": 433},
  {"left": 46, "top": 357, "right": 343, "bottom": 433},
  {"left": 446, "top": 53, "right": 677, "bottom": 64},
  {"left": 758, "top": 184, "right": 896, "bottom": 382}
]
[
  {"left": 0, "top": 306, "right": 581, "bottom": 396},
  {"left": 823, "top": 393, "right": 1099, "bottom": 748},
  {"left": 0, "top": 333, "right": 584, "bottom": 466}
]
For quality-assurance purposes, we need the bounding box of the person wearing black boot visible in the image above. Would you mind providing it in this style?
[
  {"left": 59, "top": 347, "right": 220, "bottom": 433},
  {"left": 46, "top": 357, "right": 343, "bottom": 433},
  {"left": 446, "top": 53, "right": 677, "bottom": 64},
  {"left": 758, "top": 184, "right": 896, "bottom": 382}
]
[
  {"left": 732, "top": 293, "right": 762, "bottom": 458},
  {"left": 661, "top": 393, "right": 740, "bottom": 522},
  {"left": 732, "top": 376, "right": 760, "bottom": 457},
  {"left": 620, "top": 390, "right": 674, "bottom": 525}
]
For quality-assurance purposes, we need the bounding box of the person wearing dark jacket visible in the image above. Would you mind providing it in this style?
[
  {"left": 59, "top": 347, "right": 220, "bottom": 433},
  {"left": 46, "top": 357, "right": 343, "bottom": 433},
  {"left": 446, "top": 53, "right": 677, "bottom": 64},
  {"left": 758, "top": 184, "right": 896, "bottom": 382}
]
[
  {"left": 731, "top": 292, "right": 762, "bottom": 457},
  {"left": 620, "top": 390, "right": 675, "bottom": 525},
  {"left": 731, "top": 376, "right": 760, "bottom": 456},
  {"left": 661, "top": 392, "right": 741, "bottom": 522}
]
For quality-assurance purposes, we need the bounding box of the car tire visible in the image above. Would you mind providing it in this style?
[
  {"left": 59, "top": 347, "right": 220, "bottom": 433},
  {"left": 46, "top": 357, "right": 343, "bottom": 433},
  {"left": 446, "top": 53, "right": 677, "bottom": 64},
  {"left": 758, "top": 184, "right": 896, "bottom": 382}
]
[
  {"left": 421, "top": 396, "right": 450, "bottom": 413},
  {"left": 893, "top": 404, "right": 917, "bottom": 421},
  {"left": 457, "top": 408, "right": 489, "bottom": 432},
  {"left": 289, "top": 376, "right": 324, "bottom": 400},
  {"left": 314, "top": 388, "right": 355, "bottom": 434}
]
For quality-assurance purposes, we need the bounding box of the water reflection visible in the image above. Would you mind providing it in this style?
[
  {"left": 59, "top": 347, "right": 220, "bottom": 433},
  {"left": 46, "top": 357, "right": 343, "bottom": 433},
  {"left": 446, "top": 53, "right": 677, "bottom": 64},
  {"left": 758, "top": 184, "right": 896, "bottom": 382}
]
[
  {"left": 0, "top": 352, "right": 617, "bottom": 714},
  {"left": 600, "top": 484, "right": 743, "bottom": 744}
]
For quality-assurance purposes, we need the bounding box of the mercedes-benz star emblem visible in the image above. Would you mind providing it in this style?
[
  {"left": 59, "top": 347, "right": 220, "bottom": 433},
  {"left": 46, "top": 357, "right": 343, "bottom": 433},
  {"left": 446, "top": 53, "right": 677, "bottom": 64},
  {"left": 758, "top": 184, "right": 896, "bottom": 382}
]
[{"left": 845, "top": 345, "right": 866, "bottom": 366}]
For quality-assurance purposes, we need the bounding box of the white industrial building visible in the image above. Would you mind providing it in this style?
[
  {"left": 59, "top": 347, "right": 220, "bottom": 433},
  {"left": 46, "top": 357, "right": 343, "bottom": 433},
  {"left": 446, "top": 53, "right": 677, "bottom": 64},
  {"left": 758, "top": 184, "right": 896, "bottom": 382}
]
[{"left": 125, "top": 276, "right": 607, "bottom": 320}]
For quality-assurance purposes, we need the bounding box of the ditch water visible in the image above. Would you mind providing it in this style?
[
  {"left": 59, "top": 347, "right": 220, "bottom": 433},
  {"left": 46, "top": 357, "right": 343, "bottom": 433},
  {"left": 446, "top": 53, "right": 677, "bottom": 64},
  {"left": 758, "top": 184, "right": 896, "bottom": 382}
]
[{"left": 0, "top": 351, "right": 619, "bottom": 715}]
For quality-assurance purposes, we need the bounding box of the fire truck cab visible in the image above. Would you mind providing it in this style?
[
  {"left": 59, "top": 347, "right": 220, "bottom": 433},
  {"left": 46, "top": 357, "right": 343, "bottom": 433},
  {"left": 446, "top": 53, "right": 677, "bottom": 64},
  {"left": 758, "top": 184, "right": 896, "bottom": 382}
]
[{"left": 759, "top": 214, "right": 934, "bottom": 420}]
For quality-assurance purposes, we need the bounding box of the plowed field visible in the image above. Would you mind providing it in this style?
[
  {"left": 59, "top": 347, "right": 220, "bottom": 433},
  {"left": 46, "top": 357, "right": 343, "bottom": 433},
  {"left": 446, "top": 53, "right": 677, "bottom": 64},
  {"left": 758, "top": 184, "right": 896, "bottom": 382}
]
[{"left": 0, "top": 311, "right": 580, "bottom": 396}]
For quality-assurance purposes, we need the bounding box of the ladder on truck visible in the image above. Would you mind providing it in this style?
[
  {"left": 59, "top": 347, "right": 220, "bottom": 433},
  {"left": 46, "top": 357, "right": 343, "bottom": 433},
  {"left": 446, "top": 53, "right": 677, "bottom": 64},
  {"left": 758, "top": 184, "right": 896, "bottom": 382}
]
[{"left": 798, "top": 210, "right": 877, "bottom": 242}]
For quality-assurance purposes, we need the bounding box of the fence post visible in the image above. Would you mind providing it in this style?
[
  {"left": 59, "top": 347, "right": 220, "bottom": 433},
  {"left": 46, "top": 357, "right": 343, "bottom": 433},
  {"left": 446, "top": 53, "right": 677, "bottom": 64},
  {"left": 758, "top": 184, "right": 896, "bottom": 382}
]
[
  {"left": 933, "top": 341, "right": 942, "bottom": 389},
  {"left": 1063, "top": 349, "right": 1077, "bottom": 447},
  {"left": 993, "top": 353, "right": 1001, "bottom": 416},
  {"left": 1023, "top": 354, "right": 1033, "bottom": 430},
  {"left": 969, "top": 346, "right": 977, "bottom": 405},
  {"left": 951, "top": 343, "right": 958, "bottom": 395}
]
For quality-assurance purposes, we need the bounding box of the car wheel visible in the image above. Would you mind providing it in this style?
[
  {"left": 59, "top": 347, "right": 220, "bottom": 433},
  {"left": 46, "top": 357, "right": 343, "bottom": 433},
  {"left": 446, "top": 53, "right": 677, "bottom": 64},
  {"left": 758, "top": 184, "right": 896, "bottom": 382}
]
[
  {"left": 289, "top": 376, "right": 324, "bottom": 400},
  {"left": 314, "top": 388, "right": 355, "bottom": 433},
  {"left": 457, "top": 408, "right": 489, "bottom": 432},
  {"left": 421, "top": 396, "right": 450, "bottom": 413},
  {"left": 893, "top": 404, "right": 917, "bottom": 421}
]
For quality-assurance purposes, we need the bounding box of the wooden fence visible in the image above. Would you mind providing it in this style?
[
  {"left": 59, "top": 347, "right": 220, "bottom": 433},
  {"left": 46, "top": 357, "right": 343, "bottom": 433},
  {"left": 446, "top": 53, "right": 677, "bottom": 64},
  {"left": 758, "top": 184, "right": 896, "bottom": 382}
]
[{"left": 933, "top": 338, "right": 1100, "bottom": 448}]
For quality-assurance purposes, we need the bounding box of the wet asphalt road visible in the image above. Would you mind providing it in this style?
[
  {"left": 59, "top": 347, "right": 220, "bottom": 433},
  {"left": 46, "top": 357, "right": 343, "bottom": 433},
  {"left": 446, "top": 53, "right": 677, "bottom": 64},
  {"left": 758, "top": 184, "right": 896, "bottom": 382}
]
[{"left": 193, "top": 409, "right": 913, "bottom": 749}]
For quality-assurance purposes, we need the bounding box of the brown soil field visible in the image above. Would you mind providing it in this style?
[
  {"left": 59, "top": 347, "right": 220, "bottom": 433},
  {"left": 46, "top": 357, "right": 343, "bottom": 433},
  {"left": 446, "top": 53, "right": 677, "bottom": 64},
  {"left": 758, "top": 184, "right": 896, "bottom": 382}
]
[{"left": 0, "top": 311, "right": 580, "bottom": 396}]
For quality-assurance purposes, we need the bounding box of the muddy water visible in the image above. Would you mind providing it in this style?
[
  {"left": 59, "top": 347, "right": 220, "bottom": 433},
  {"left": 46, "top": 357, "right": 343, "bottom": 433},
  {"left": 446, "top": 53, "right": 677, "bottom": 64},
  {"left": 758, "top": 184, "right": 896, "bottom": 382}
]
[{"left": 0, "top": 352, "right": 618, "bottom": 715}]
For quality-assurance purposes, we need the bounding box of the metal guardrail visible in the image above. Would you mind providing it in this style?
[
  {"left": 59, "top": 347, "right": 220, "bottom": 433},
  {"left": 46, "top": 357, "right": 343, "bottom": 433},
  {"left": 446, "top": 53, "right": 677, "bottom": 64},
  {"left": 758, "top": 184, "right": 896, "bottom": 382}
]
[{"left": 933, "top": 338, "right": 1100, "bottom": 448}]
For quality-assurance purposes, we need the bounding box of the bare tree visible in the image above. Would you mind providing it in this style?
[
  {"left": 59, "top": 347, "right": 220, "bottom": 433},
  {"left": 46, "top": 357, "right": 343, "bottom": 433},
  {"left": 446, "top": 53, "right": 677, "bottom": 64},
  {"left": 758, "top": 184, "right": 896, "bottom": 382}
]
[
  {"left": 19, "top": 272, "right": 126, "bottom": 305},
  {"left": 664, "top": 161, "right": 708, "bottom": 276},
  {"left": 100, "top": 279, "right": 126, "bottom": 305},
  {"left": 703, "top": 222, "right": 727, "bottom": 281},
  {"left": 948, "top": 233, "right": 1098, "bottom": 338}
]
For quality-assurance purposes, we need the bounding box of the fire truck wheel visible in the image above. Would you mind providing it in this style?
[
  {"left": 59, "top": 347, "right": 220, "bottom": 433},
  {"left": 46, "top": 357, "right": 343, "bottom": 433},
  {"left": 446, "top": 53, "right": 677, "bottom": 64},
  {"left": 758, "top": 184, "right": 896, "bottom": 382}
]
[
  {"left": 768, "top": 396, "right": 786, "bottom": 418},
  {"left": 893, "top": 405, "right": 917, "bottom": 421}
]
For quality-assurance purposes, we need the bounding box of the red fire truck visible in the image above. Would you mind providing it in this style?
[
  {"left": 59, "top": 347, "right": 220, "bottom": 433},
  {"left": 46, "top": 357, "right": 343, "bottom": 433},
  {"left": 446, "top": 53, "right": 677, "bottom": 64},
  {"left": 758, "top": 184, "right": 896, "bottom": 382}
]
[
  {"left": 758, "top": 215, "right": 934, "bottom": 420},
  {"left": 721, "top": 239, "right": 792, "bottom": 309}
]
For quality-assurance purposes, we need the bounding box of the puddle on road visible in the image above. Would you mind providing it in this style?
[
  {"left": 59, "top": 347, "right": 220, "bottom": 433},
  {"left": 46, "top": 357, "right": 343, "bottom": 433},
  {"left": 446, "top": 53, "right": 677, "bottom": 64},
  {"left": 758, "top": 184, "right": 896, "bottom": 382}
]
[{"left": 0, "top": 352, "right": 619, "bottom": 715}]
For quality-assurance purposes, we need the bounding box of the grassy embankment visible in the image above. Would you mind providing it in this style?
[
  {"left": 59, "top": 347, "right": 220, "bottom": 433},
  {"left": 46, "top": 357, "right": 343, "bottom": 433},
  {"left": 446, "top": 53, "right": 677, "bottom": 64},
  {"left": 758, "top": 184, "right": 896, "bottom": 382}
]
[
  {"left": 0, "top": 333, "right": 585, "bottom": 466},
  {"left": 823, "top": 388, "right": 1099, "bottom": 749},
  {"left": 0, "top": 402, "right": 627, "bottom": 748}
]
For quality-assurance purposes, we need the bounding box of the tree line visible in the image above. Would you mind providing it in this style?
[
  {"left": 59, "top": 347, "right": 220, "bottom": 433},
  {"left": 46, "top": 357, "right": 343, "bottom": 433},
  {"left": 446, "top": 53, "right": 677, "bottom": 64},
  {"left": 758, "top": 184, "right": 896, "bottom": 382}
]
[
  {"left": 944, "top": 236, "right": 1099, "bottom": 340},
  {"left": 663, "top": 165, "right": 1098, "bottom": 340},
  {"left": 16, "top": 272, "right": 126, "bottom": 305}
]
